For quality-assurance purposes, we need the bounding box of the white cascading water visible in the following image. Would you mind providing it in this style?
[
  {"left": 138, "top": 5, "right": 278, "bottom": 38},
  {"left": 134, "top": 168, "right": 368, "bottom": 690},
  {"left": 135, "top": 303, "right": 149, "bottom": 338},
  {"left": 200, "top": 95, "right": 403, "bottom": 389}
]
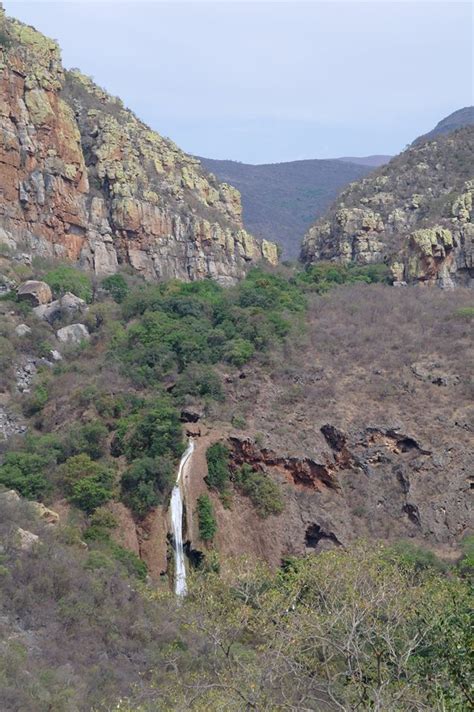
[{"left": 170, "top": 439, "right": 195, "bottom": 596}]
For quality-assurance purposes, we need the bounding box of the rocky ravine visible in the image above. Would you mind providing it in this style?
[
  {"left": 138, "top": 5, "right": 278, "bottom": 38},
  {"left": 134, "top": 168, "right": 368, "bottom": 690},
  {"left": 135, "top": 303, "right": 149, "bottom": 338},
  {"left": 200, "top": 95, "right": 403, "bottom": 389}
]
[
  {"left": 0, "top": 8, "right": 277, "bottom": 284},
  {"left": 301, "top": 114, "right": 474, "bottom": 288}
]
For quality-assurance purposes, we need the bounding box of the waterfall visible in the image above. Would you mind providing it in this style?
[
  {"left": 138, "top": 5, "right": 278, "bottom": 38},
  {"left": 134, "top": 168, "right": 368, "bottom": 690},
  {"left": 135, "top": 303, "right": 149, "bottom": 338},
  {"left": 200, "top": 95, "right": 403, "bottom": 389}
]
[{"left": 170, "top": 439, "right": 194, "bottom": 596}]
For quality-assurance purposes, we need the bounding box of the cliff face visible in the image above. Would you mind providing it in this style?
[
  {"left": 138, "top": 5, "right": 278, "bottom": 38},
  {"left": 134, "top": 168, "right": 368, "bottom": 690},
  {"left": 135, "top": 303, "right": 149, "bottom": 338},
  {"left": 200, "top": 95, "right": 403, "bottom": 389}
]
[
  {"left": 301, "top": 121, "right": 474, "bottom": 288},
  {"left": 0, "top": 11, "right": 277, "bottom": 283}
]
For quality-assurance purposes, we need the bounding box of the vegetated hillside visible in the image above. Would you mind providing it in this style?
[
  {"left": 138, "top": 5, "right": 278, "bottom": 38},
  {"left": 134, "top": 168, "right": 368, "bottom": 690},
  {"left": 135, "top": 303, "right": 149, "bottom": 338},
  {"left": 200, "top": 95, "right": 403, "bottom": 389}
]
[
  {"left": 0, "top": 253, "right": 472, "bottom": 711},
  {"left": 197, "top": 156, "right": 375, "bottom": 259},
  {"left": 302, "top": 119, "right": 474, "bottom": 287},
  {"left": 205, "top": 278, "right": 473, "bottom": 566},
  {"left": 337, "top": 154, "right": 392, "bottom": 167},
  {"left": 1, "top": 496, "right": 471, "bottom": 712},
  {"left": 1, "top": 253, "right": 471, "bottom": 570},
  {"left": 412, "top": 105, "right": 474, "bottom": 145},
  {"left": 0, "top": 8, "right": 276, "bottom": 284}
]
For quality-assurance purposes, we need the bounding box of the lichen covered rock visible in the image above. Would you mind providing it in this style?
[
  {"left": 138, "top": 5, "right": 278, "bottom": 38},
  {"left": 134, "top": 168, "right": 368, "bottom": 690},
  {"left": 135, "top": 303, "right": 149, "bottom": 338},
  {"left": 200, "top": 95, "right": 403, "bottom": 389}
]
[
  {"left": 302, "top": 127, "right": 474, "bottom": 287},
  {"left": 17, "top": 280, "right": 52, "bottom": 305},
  {"left": 0, "top": 8, "right": 277, "bottom": 284}
]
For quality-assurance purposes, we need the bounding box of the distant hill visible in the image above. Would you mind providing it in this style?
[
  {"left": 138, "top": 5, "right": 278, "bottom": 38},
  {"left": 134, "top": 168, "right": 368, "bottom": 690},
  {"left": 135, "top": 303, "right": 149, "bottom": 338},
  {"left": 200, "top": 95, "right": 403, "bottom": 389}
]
[
  {"left": 412, "top": 106, "right": 474, "bottom": 145},
  {"left": 337, "top": 155, "right": 392, "bottom": 167},
  {"left": 197, "top": 157, "right": 376, "bottom": 259}
]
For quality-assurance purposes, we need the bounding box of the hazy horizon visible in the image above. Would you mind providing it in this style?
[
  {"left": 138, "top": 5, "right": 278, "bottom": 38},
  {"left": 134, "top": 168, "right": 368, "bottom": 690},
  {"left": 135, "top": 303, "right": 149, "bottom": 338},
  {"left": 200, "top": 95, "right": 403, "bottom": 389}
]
[{"left": 4, "top": 1, "right": 473, "bottom": 163}]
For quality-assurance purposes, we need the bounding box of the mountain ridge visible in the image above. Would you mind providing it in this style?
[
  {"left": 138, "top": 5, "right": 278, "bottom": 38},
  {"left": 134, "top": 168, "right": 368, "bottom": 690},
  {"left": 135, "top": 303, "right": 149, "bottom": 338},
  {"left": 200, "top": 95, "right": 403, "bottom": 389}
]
[
  {"left": 412, "top": 105, "right": 474, "bottom": 146},
  {"left": 0, "top": 9, "right": 277, "bottom": 284}
]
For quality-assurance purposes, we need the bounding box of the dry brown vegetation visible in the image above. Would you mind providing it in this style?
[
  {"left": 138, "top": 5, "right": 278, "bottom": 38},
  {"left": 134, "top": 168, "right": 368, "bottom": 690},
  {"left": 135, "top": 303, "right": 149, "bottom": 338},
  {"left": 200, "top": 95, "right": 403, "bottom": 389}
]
[
  {"left": 211, "top": 284, "right": 472, "bottom": 554},
  {"left": 228, "top": 284, "right": 473, "bottom": 451}
]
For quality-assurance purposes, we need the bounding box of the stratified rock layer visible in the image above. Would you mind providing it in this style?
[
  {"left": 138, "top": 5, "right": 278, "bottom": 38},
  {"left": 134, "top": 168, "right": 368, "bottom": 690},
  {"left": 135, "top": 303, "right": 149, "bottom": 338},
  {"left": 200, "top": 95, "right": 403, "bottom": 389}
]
[
  {"left": 0, "top": 10, "right": 277, "bottom": 283},
  {"left": 301, "top": 124, "right": 474, "bottom": 287}
]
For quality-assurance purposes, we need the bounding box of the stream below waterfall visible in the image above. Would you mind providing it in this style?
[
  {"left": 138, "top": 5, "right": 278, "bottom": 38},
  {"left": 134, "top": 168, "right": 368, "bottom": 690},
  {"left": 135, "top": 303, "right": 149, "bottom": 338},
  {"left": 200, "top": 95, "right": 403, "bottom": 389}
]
[{"left": 170, "top": 439, "right": 195, "bottom": 596}]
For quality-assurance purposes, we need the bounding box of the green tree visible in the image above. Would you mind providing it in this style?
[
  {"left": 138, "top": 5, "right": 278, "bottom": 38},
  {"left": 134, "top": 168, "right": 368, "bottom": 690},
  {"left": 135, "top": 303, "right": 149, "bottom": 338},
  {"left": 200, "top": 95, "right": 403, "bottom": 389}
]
[
  {"left": 205, "top": 443, "right": 230, "bottom": 493},
  {"left": 197, "top": 494, "right": 217, "bottom": 541},
  {"left": 64, "top": 420, "right": 109, "bottom": 460},
  {"left": 121, "top": 456, "right": 174, "bottom": 517},
  {"left": 69, "top": 473, "right": 114, "bottom": 514},
  {"left": 101, "top": 273, "right": 129, "bottom": 303},
  {"left": 57, "top": 453, "right": 107, "bottom": 494},
  {"left": 0, "top": 452, "right": 50, "bottom": 499},
  {"left": 123, "top": 403, "right": 183, "bottom": 461},
  {"left": 223, "top": 338, "right": 254, "bottom": 367},
  {"left": 234, "top": 464, "right": 284, "bottom": 517}
]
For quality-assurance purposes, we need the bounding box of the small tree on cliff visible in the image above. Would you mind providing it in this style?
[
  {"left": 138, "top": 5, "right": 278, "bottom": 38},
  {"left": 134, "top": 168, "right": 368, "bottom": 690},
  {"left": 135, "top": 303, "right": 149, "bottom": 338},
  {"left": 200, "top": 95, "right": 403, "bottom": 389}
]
[{"left": 197, "top": 494, "right": 217, "bottom": 542}]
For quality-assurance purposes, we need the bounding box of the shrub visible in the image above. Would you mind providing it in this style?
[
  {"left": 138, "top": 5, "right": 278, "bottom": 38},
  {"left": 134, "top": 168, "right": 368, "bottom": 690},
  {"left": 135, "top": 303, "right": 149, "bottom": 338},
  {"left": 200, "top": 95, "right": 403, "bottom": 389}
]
[
  {"left": 22, "top": 382, "right": 49, "bottom": 416},
  {"left": 89, "top": 508, "right": 118, "bottom": 529},
  {"left": 58, "top": 454, "right": 115, "bottom": 513},
  {"left": 454, "top": 306, "right": 474, "bottom": 320},
  {"left": 0, "top": 28, "right": 12, "bottom": 49},
  {"left": 44, "top": 265, "right": 93, "bottom": 302},
  {"left": 173, "top": 364, "right": 223, "bottom": 402},
  {"left": 110, "top": 543, "right": 148, "bottom": 580},
  {"left": 297, "top": 261, "right": 390, "bottom": 293},
  {"left": 457, "top": 534, "right": 474, "bottom": 576},
  {"left": 231, "top": 414, "right": 247, "bottom": 429},
  {"left": 119, "top": 402, "right": 183, "bottom": 461},
  {"left": 57, "top": 453, "right": 107, "bottom": 493},
  {"left": 0, "top": 335, "right": 14, "bottom": 373},
  {"left": 23, "top": 433, "right": 65, "bottom": 465},
  {"left": 69, "top": 473, "right": 114, "bottom": 514},
  {"left": 197, "top": 494, "right": 217, "bottom": 541},
  {"left": 121, "top": 456, "right": 174, "bottom": 517},
  {"left": 0, "top": 452, "right": 50, "bottom": 499},
  {"left": 387, "top": 541, "right": 446, "bottom": 572},
  {"left": 84, "top": 550, "right": 114, "bottom": 573},
  {"left": 101, "top": 274, "right": 129, "bottom": 303},
  {"left": 64, "top": 420, "right": 109, "bottom": 460},
  {"left": 234, "top": 464, "right": 284, "bottom": 517},
  {"left": 224, "top": 338, "right": 254, "bottom": 367},
  {"left": 206, "top": 443, "right": 230, "bottom": 493}
]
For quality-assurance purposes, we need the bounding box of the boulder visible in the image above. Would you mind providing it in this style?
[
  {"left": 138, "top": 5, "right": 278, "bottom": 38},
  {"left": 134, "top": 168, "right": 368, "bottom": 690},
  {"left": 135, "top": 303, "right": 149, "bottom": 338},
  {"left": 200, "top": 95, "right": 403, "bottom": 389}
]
[
  {"left": 17, "top": 527, "right": 39, "bottom": 551},
  {"left": 0, "top": 489, "right": 20, "bottom": 503},
  {"left": 56, "top": 323, "right": 90, "bottom": 344},
  {"left": 50, "top": 349, "right": 62, "bottom": 361},
  {"left": 14, "top": 323, "right": 31, "bottom": 337},
  {"left": 33, "top": 291, "right": 87, "bottom": 324},
  {"left": 32, "top": 502, "right": 60, "bottom": 525},
  {"left": 60, "top": 291, "right": 87, "bottom": 313},
  {"left": 180, "top": 407, "right": 204, "bottom": 423},
  {"left": 17, "top": 280, "right": 52, "bottom": 306}
]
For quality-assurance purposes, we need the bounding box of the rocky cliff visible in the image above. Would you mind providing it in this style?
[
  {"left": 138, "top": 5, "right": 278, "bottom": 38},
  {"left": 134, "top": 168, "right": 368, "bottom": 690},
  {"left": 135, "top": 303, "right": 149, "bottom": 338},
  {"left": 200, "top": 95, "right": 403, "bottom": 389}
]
[
  {"left": 0, "top": 9, "right": 277, "bottom": 283},
  {"left": 301, "top": 115, "right": 474, "bottom": 287}
]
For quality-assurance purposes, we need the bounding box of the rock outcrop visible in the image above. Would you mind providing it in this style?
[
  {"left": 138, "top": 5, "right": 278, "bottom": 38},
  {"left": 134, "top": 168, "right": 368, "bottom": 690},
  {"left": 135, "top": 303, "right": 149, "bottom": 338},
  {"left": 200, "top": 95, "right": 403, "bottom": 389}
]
[
  {"left": 16, "top": 280, "right": 52, "bottom": 305},
  {"left": 0, "top": 9, "right": 277, "bottom": 284},
  {"left": 301, "top": 116, "right": 474, "bottom": 287},
  {"left": 56, "top": 323, "right": 89, "bottom": 344}
]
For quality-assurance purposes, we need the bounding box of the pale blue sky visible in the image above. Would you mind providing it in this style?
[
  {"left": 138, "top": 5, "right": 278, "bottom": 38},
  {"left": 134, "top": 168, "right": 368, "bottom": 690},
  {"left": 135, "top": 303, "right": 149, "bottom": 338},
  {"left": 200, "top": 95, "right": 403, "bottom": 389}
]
[{"left": 4, "top": 1, "right": 473, "bottom": 162}]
